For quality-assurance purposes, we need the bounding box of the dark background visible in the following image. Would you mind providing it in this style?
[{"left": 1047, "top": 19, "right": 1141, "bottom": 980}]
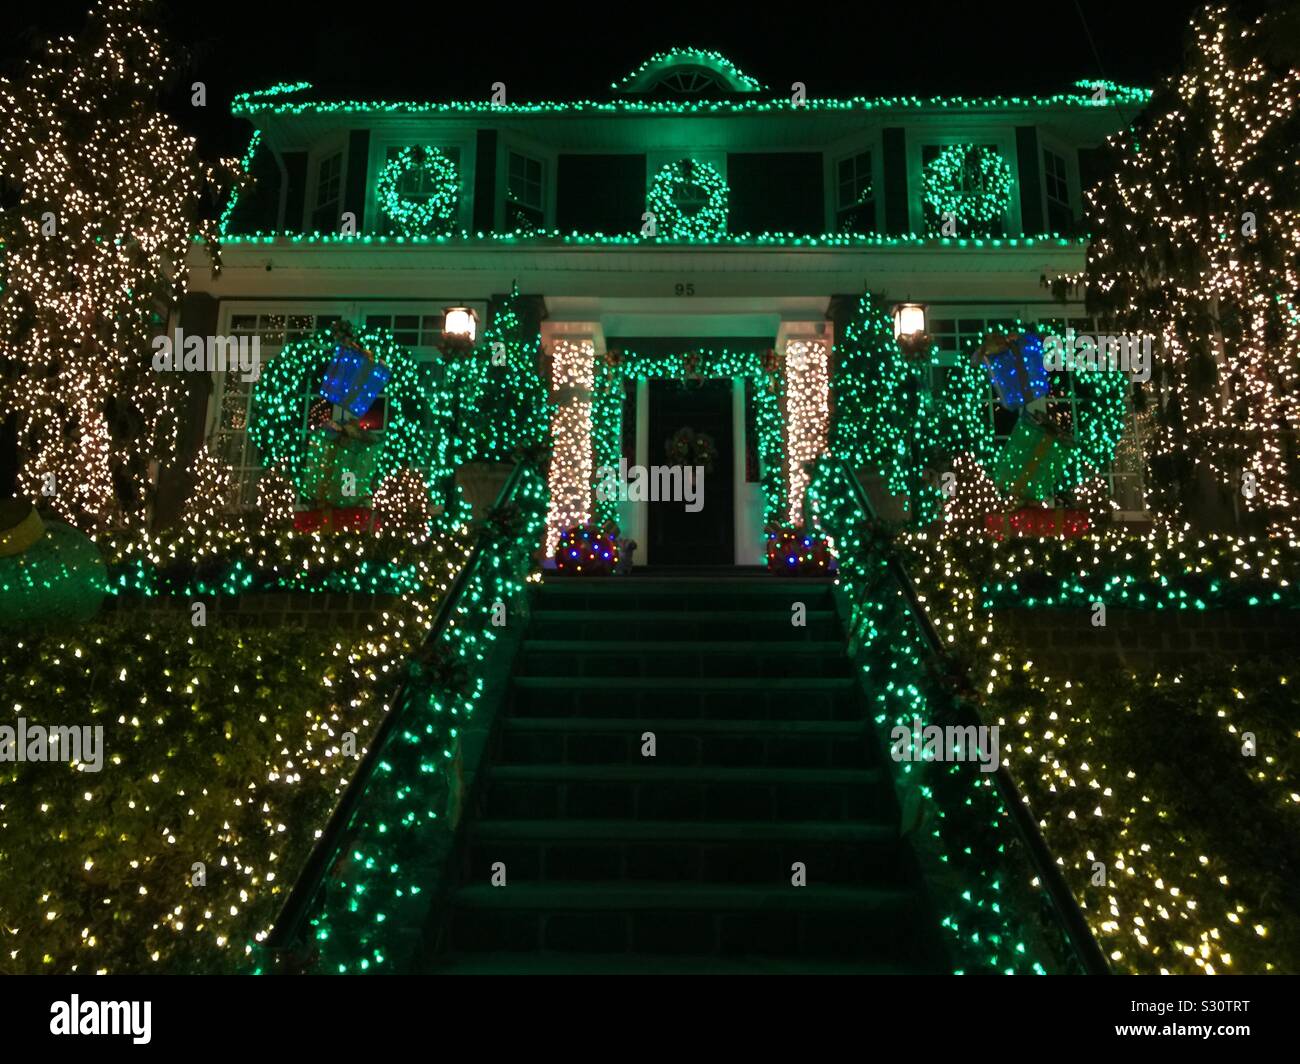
[{"left": 0, "top": 0, "right": 1239, "bottom": 162}]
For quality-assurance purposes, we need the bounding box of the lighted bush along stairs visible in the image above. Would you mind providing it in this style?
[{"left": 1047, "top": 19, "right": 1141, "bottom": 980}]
[{"left": 422, "top": 573, "right": 950, "bottom": 973}]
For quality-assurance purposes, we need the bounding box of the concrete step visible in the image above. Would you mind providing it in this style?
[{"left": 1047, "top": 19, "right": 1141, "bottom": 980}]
[{"left": 497, "top": 717, "right": 876, "bottom": 768}]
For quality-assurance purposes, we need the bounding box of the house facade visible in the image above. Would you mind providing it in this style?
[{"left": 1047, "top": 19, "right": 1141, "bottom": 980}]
[{"left": 176, "top": 49, "right": 1148, "bottom": 564}]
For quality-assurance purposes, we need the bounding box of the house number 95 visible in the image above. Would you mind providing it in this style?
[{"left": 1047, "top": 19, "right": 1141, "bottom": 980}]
[{"left": 674, "top": 282, "right": 695, "bottom": 296}]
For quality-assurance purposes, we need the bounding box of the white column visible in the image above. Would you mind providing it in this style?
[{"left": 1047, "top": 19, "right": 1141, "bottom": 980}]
[
  {"left": 780, "top": 323, "right": 832, "bottom": 527},
  {"left": 543, "top": 328, "right": 598, "bottom": 556}
]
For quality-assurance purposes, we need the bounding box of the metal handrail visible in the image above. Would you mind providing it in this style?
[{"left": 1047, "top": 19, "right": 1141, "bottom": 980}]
[
  {"left": 264, "top": 462, "right": 533, "bottom": 957},
  {"left": 831, "top": 460, "right": 1111, "bottom": 975}
]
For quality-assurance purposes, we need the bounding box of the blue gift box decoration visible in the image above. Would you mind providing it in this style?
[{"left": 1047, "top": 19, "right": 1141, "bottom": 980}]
[
  {"left": 320, "top": 346, "right": 392, "bottom": 418},
  {"left": 980, "top": 331, "right": 1050, "bottom": 410}
]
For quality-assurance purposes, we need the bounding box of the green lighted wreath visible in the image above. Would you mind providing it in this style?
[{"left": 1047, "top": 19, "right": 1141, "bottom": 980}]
[
  {"left": 248, "top": 325, "right": 452, "bottom": 500},
  {"left": 647, "top": 159, "right": 728, "bottom": 239},
  {"left": 942, "top": 324, "right": 1129, "bottom": 499},
  {"left": 375, "top": 146, "right": 460, "bottom": 237},
  {"left": 922, "top": 145, "right": 1014, "bottom": 235}
]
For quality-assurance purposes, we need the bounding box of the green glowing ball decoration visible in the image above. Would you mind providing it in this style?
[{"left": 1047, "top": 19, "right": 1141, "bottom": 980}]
[
  {"left": 647, "top": 159, "right": 728, "bottom": 239},
  {"left": 922, "top": 145, "right": 1014, "bottom": 236},
  {"left": 249, "top": 325, "right": 451, "bottom": 503},
  {"left": 0, "top": 502, "right": 107, "bottom": 629},
  {"left": 375, "top": 146, "right": 460, "bottom": 237}
]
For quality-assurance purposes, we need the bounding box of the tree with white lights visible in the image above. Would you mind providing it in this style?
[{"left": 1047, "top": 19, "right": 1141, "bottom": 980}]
[{"left": 0, "top": 0, "right": 238, "bottom": 529}]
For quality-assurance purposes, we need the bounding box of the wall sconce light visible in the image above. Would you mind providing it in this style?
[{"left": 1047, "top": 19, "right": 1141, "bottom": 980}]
[
  {"left": 440, "top": 306, "right": 478, "bottom": 354},
  {"left": 892, "top": 302, "right": 931, "bottom": 359}
]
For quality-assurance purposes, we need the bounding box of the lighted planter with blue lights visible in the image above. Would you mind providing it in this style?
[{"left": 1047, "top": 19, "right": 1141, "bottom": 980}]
[{"left": 978, "top": 331, "right": 1049, "bottom": 410}]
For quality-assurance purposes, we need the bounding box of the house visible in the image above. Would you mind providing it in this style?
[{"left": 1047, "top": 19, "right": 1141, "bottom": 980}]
[{"left": 174, "top": 48, "right": 1148, "bottom": 564}]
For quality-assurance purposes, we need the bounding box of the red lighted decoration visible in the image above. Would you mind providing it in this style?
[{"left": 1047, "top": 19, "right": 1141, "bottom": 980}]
[
  {"left": 294, "top": 507, "right": 375, "bottom": 534},
  {"left": 765, "top": 527, "right": 831, "bottom": 575},
  {"left": 985, "top": 507, "right": 1090, "bottom": 539},
  {"left": 554, "top": 523, "right": 620, "bottom": 575}
]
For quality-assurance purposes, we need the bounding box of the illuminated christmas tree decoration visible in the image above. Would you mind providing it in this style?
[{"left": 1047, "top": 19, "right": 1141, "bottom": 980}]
[
  {"left": 448, "top": 287, "right": 550, "bottom": 465},
  {"left": 830, "top": 292, "right": 945, "bottom": 524},
  {"left": 1079, "top": 5, "right": 1300, "bottom": 536},
  {"left": 0, "top": 0, "right": 241, "bottom": 530}
]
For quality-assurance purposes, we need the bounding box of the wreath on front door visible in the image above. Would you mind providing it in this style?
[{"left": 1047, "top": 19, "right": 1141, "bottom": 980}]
[{"left": 665, "top": 426, "right": 717, "bottom": 473}]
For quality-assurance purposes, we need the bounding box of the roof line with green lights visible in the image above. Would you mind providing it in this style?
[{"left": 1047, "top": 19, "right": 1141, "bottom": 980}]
[
  {"left": 205, "top": 230, "right": 1090, "bottom": 249},
  {"left": 229, "top": 79, "right": 1151, "bottom": 117}
]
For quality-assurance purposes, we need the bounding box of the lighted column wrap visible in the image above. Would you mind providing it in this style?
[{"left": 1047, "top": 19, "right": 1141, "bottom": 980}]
[
  {"left": 784, "top": 337, "right": 831, "bottom": 525},
  {"left": 545, "top": 338, "right": 595, "bottom": 555}
]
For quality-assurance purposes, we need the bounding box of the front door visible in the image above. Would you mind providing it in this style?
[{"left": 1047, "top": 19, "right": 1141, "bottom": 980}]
[{"left": 647, "top": 378, "right": 734, "bottom": 565}]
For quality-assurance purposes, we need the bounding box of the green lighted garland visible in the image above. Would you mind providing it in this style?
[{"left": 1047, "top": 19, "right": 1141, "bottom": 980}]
[
  {"left": 922, "top": 145, "right": 1014, "bottom": 235},
  {"left": 591, "top": 349, "right": 785, "bottom": 531},
  {"left": 805, "top": 458, "right": 1071, "bottom": 973},
  {"left": 272, "top": 466, "right": 549, "bottom": 974},
  {"left": 374, "top": 146, "right": 460, "bottom": 237},
  {"left": 248, "top": 325, "right": 452, "bottom": 501},
  {"left": 646, "top": 159, "right": 728, "bottom": 239}
]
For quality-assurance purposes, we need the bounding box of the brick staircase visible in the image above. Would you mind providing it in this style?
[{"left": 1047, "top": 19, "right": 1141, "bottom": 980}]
[{"left": 421, "top": 572, "right": 949, "bottom": 973}]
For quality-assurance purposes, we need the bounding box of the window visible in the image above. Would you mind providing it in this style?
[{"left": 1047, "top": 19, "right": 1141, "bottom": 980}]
[
  {"left": 379, "top": 146, "right": 461, "bottom": 235},
  {"left": 311, "top": 151, "right": 343, "bottom": 232},
  {"left": 506, "top": 151, "right": 544, "bottom": 231},
  {"left": 211, "top": 312, "right": 341, "bottom": 506},
  {"left": 1043, "top": 148, "right": 1072, "bottom": 233},
  {"left": 835, "top": 150, "right": 875, "bottom": 233}
]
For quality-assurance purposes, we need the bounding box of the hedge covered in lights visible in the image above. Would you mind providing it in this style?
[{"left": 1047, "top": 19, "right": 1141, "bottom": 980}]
[
  {"left": 0, "top": 532, "right": 465, "bottom": 974},
  {"left": 100, "top": 525, "right": 468, "bottom": 600},
  {"left": 904, "top": 529, "right": 1300, "bottom": 974}
]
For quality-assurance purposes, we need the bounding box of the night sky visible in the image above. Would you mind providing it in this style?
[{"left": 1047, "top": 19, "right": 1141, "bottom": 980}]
[{"left": 1, "top": 0, "right": 1240, "bottom": 163}]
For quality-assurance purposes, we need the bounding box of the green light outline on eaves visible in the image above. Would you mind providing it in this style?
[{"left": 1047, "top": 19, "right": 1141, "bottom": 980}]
[
  {"left": 230, "top": 79, "right": 1150, "bottom": 117},
  {"left": 210, "top": 230, "right": 1089, "bottom": 248},
  {"left": 611, "top": 48, "right": 766, "bottom": 93},
  {"left": 231, "top": 81, "right": 313, "bottom": 104},
  {"left": 218, "top": 129, "right": 263, "bottom": 237}
]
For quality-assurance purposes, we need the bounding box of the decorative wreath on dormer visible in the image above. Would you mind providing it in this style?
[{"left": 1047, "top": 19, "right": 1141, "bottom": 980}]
[
  {"left": 921, "top": 145, "right": 1014, "bottom": 236},
  {"left": 646, "top": 159, "right": 728, "bottom": 239},
  {"left": 375, "top": 145, "right": 460, "bottom": 237}
]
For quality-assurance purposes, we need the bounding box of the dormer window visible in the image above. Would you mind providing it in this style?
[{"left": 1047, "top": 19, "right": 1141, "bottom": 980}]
[
  {"left": 1044, "top": 148, "right": 1072, "bottom": 232},
  {"left": 311, "top": 151, "right": 343, "bottom": 232},
  {"left": 835, "top": 150, "right": 875, "bottom": 233},
  {"left": 506, "top": 151, "right": 545, "bottom": 231}
]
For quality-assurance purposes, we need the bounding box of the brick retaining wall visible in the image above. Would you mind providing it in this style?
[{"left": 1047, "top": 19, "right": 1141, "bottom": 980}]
[
  {"left": 103, "top": 592, "right": 404, "bottom": 630},
  {"left": 990, "top": 607, "right": 1300, "bottom": 672}
]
